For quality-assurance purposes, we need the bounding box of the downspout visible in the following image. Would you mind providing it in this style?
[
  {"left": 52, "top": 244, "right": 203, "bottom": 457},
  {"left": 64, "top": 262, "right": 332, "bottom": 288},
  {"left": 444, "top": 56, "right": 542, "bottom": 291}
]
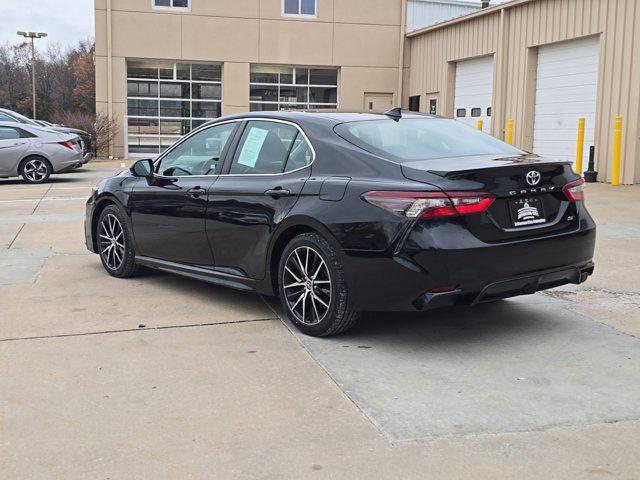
[
  {"left": 397, "top": 0, "right": 407, "bottom": 108},
  {"left": 107, "top": 0, "right": 113, "bottom": 157}
]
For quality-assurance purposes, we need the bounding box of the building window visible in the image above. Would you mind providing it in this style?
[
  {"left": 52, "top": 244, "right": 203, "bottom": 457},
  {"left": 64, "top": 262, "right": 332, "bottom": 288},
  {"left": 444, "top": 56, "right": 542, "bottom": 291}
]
[
  {"left": 282, "top": 0, "right": 317, "bottom": 17},
  {"left": 471, "top": 108, "right": 482, "bottom": 117},
  {"left": 126, "top": 60, "right": 222, "bottom": 155},
  {"left": 456, "top": 108, "right": 466, "bottom": 118},
  {"left": 152, "top": 0, "right": 190, "bottom": 11},
  {"left": 408, "top": 96, "right": 420, "bottom": 112},
  {"left": 249, "top": 65, "right": 338, "bottom": 112}
]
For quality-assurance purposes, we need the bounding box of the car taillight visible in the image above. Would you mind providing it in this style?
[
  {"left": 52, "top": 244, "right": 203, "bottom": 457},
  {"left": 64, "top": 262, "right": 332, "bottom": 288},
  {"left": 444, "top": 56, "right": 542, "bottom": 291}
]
[
  {"left": 362, "top": 191, "right": 495, "bottom": 219},
  {"left": 563, "top": 178, "right": 585, "bottom": 202},
  {"left": 58, "top": 140, "right": 75, "bottom": 150}
]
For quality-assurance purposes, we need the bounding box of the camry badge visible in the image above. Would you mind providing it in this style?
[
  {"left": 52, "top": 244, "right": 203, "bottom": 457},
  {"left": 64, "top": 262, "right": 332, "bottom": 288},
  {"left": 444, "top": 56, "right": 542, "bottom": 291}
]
[{"left": 526, "top": 170, "right": 541, "bottom": 186}]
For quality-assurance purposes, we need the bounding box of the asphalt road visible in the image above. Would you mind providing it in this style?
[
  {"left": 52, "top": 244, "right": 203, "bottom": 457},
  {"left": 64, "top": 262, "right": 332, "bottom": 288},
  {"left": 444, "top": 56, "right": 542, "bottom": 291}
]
[{"left": 1, "top": 162, "right": 639, "bottom": 479}]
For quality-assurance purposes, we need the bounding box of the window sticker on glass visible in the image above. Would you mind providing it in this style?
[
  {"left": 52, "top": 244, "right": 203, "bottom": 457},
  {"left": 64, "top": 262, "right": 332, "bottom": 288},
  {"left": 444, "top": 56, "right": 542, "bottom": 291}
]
[{"left": 237, "top": 127, "right": 269, "bottom": 168}]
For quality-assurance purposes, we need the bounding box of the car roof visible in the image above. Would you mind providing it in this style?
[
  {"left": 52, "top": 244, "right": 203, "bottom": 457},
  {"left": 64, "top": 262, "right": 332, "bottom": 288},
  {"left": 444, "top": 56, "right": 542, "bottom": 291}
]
[{"left": 206, "top": 110, "right": 439, "bottom": 128}]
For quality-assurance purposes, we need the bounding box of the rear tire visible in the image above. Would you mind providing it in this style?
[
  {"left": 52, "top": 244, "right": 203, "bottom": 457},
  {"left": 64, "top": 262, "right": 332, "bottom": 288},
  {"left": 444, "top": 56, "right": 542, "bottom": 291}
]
[
  {"left": 20, "top": 157, "right": 51, "bottom": 184},
  {"left": 97, "top": 204, "right": 140, "bottom": 278},
  {"left": 278, "top": 233, "right": 359, "bottom": 337}
]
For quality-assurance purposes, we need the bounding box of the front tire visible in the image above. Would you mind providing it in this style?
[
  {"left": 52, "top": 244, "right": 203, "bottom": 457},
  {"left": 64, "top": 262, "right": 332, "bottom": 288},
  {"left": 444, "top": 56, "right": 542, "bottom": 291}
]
[
  {"left": 97, "top": 204, "right": 139, "bottom": 278},
  {"left": 20, "top": 157, "right": 51, "bottom": 184},
  {"left": 278, "top": 233, "right": 359, "bottom": 337}
]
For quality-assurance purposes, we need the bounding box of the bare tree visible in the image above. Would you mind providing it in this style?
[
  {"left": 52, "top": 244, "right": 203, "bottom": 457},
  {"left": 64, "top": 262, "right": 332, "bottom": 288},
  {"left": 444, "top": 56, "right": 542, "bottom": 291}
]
[{"left": 53, "top": 110, "right": 118, "bottom": 157}]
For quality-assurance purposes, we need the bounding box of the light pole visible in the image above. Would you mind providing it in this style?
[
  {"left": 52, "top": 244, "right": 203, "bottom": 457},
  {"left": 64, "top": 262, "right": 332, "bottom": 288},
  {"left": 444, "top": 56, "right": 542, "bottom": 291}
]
[{"left": 17, "top": 31, "right": 48, "bottom": 119}]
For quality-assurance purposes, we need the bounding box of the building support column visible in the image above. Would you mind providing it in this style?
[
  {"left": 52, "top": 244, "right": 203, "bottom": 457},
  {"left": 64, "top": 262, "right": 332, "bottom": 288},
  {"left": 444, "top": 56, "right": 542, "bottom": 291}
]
[
  {"left": 106, "top": 0, "right": 113, "bottom": 157},
  {"left": 492, "top": 8, "right": 509, "bottom": 140},
  {"left": 397, "top": 0, "right": 408, "bottom": 108}
]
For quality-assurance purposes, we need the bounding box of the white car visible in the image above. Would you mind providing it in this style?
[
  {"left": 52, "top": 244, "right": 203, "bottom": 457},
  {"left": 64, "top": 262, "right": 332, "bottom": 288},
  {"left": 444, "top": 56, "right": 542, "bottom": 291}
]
[{"left": 0, "top": 121, "right": 84, "bottom": 184}]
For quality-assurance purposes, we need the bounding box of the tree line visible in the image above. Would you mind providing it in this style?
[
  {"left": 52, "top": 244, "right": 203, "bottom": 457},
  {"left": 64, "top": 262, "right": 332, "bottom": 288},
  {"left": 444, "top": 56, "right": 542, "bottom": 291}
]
[
  {"left": 0, "top": 39, "right": 118, "bottom": 155},
  {"left": 0, "top": 39, "right": 95, "bottom": 121}
]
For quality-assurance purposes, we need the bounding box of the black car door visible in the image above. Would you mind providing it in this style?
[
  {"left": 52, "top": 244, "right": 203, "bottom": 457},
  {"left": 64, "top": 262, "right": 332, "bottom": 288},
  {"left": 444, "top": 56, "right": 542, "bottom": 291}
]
[
  {"left": 205, "top": 119, "right": 314, "bottom": 280},
  {"left": 128, "top": 121, "right": 239, "bottom": 266}
]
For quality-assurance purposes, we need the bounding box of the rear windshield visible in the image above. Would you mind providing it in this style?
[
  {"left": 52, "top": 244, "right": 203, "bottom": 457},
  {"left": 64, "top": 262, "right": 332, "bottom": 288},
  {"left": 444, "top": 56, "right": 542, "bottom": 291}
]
[{"left": 335, "top": 118, "right": 523, "bottom": 162}]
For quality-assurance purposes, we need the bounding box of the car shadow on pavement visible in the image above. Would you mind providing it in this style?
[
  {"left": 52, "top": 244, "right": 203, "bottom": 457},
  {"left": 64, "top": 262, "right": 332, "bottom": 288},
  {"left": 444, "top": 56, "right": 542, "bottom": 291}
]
[{"left": 340, "top": 299, "right": 563, "bottom": 346}]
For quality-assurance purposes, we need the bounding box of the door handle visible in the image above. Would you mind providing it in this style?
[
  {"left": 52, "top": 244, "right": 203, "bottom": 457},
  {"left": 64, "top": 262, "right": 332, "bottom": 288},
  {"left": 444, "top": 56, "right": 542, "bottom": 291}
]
[
  {"left": 264, "top": 188, "right": 291, "bottom": 198},
  {"left": 186, "top": 187, "right": 206, "bottom": 198}
]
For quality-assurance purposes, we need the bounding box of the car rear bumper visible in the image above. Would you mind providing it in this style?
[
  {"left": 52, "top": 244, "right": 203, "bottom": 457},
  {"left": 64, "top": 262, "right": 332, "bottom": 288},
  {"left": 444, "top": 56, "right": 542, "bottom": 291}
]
[{"left": 341, "top": 214, "right": 596, "bottom": 311}]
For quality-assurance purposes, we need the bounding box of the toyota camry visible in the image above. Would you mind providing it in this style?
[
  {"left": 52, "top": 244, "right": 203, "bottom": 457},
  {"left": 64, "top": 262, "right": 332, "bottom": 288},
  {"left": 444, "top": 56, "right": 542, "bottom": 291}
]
[{"left": 85, "top": 111, "right": 596, "bottom": 336}]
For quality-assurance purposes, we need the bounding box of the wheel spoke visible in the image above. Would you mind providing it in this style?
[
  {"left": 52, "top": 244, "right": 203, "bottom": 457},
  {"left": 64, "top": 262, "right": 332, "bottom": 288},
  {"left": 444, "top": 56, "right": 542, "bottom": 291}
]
[
  {"left": 291, "top": 290, "right": 306, "bottom": 311},
  {"left": 284, "top": 266, "right": 302, "bottom": 283},
  {"left": 284, "top": 281, "right": 305, "bottom": 290},
  {"left": 301, "top": 291, "right": 308, "bottom": 323},
  {"left": 312, "top": 292, "right": 329, "bottom": 308},
  {"left": 293, "top": 250, "right": 306, "bottom": 278},
  {"left": 310, "top": 295, "right": 320, "bottom": 323}
]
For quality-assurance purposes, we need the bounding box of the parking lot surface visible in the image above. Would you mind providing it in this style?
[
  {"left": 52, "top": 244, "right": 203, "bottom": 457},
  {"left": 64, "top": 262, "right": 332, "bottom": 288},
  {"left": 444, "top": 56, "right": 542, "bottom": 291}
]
[{"left": 1, "top": 162, "right": 640, "bottom": 479}]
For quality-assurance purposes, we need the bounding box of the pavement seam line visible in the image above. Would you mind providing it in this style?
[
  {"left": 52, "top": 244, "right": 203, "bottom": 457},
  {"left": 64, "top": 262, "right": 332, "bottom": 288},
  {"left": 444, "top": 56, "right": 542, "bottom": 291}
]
[
  {"left": 259, "top": 295, "right": 392, "bottom": 442},
  {"left": 6, "top": 223, "right": 26, "bottom": 249},
  {"left": 0, "top": 317, "right": 279, "bottom": 343},
  {"left": 389, "top": 416, "right": 640, "bottom": 445},
  {"left": 31, "top": 184, "right": 53, "bottom": 215}
]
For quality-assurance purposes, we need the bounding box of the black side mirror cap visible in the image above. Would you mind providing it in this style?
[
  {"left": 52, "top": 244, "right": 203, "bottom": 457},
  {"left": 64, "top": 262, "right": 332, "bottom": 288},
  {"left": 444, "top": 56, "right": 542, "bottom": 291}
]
[{"left": 130, "top": 158, "right": 154, "bottom": 178}]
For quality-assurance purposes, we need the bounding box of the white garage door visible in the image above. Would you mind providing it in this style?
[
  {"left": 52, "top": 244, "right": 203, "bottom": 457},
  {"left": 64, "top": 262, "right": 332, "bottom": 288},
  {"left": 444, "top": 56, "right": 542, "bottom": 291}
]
[
  {"left": 533, "top": 36, "right": 600, "bottom": 170},
  {"left": 454, "top": 56, "right": 494, "bottom": 132}
]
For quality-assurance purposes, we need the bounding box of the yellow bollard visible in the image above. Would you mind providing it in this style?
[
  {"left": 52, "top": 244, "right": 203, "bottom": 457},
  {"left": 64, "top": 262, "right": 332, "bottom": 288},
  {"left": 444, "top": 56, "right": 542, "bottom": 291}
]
[
  {"left": 575, "top": 117, "right": 586, "bottom": 174},
  {"left": 477, "top": 119, "right": 483, "bottom": 132},
  {"left": 612, "top": 116, "right": 622, "bottom": 186},
  {"left": 506, "top": 119, "right": 514, "bottom": 145}
]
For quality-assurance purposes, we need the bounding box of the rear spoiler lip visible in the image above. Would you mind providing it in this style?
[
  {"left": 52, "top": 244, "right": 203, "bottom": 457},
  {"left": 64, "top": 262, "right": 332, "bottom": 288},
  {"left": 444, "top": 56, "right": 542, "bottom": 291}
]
[{"left": 401, "top": 155, "right": 572, "bottom": 178}]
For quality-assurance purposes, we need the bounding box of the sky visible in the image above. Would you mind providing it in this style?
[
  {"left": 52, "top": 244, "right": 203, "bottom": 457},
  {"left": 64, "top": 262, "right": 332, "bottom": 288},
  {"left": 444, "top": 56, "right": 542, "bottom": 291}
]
[{"left": 0, "top": 0, "right": 94, "bottom": 50}]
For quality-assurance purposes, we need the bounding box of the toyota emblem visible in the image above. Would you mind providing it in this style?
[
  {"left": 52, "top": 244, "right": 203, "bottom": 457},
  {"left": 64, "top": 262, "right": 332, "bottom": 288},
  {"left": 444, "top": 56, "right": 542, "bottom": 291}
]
[{"left": 526, "top": 171, "right": 541, "bottom": 186}]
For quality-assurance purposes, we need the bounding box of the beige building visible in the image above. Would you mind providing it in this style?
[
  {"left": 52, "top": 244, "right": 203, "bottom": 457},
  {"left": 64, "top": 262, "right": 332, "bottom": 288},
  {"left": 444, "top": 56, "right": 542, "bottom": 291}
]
[
  {"left": 95, "top": 0, "right": 407, "bottom": 158},
  {"left": 405, "top": 0, "right": 640, "bottom": 184}
]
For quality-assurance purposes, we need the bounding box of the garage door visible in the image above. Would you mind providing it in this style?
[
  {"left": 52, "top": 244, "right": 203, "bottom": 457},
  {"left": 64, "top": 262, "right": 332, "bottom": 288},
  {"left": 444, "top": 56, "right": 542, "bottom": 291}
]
[
  {"left": 533, "top": 36, "right": 600, "bottom": 170},
  {"left": 454, "top": 56, "right": 494, "bottom": 131}
]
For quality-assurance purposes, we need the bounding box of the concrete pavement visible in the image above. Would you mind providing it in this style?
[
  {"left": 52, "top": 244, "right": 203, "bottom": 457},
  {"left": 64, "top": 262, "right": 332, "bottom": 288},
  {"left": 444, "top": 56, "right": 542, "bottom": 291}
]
[{"left": 1, "top": 162, "right": 639, "bottom": 479}]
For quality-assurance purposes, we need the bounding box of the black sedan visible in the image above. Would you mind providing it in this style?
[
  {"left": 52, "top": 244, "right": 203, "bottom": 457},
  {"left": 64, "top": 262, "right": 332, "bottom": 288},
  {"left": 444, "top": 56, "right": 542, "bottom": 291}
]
[{"left": 85, "top": 111, "right": 596, "bottom": 336}]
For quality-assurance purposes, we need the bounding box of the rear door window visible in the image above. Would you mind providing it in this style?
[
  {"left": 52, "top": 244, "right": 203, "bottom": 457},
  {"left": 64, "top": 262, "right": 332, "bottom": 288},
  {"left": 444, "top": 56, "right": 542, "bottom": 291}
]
[
  {"left": 229, "top": 121, "right": 307, "bottom": 175},
  {"left": 0, "top": 126, "right": 22, "bottom": 140}
]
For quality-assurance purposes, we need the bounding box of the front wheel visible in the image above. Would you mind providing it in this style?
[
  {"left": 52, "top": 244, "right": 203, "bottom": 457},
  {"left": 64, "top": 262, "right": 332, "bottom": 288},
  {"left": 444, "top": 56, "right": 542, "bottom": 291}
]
[
  {"left": 97, "top": 204, "right": 139, "bottom": 278},
  {"left": 278, "top": 233, "right": 359, "bottom": 337}
]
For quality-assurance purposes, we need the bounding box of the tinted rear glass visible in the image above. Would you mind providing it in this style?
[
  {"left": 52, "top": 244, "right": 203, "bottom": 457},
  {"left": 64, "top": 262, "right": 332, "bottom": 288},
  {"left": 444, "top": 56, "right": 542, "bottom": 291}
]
[{"left": 335, "top": 118, "right": 523, "bottom": 162}]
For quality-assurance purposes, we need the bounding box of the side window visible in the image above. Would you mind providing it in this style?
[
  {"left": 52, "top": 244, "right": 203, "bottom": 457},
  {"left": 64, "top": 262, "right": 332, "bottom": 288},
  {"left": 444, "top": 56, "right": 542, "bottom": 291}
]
[
  {"left": 0, "top": 127, "right": 21, "bottom": 140},
  {"left": 0, "top": 113, "right": 18, "bottom": 123},
  {"left": 157, "top": 122, "right": 236, "bottom": 176},
  {"left": 229, "top": 121, "right": 300, "bottom": 175},
  {"left": 285, "top": 133, "right": 313, "bottom": 172}
]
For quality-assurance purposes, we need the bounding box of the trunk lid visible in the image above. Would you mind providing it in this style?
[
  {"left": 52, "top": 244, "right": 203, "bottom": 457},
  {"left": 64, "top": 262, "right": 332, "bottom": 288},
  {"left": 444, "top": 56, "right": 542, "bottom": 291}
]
[{"left": 401, "top": 154, "right": 581, "bottom": 242}]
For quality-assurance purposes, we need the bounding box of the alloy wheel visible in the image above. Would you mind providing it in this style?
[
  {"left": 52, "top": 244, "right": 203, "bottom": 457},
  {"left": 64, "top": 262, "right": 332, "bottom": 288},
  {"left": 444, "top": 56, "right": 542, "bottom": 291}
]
[
  {"left": 23, "top": 159, "right": 49, "bottom": 182},
  {"left": 283, "top": 246, "right": 332, "bottom": 326},
  {"left": 99, "top": 214, "right": 126, "bottom": 271}
]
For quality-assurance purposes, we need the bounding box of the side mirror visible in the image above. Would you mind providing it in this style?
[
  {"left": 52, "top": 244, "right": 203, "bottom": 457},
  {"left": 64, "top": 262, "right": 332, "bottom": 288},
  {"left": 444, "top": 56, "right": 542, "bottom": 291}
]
[{"left": 130, "top": 158, "right": 154, "bottom": 178}]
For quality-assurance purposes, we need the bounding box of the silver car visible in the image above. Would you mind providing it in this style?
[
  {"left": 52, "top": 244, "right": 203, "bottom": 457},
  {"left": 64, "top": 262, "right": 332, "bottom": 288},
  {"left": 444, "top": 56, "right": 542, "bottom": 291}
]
[{"left": 0, "top": 121, "right": 84, "bottom": 184}]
